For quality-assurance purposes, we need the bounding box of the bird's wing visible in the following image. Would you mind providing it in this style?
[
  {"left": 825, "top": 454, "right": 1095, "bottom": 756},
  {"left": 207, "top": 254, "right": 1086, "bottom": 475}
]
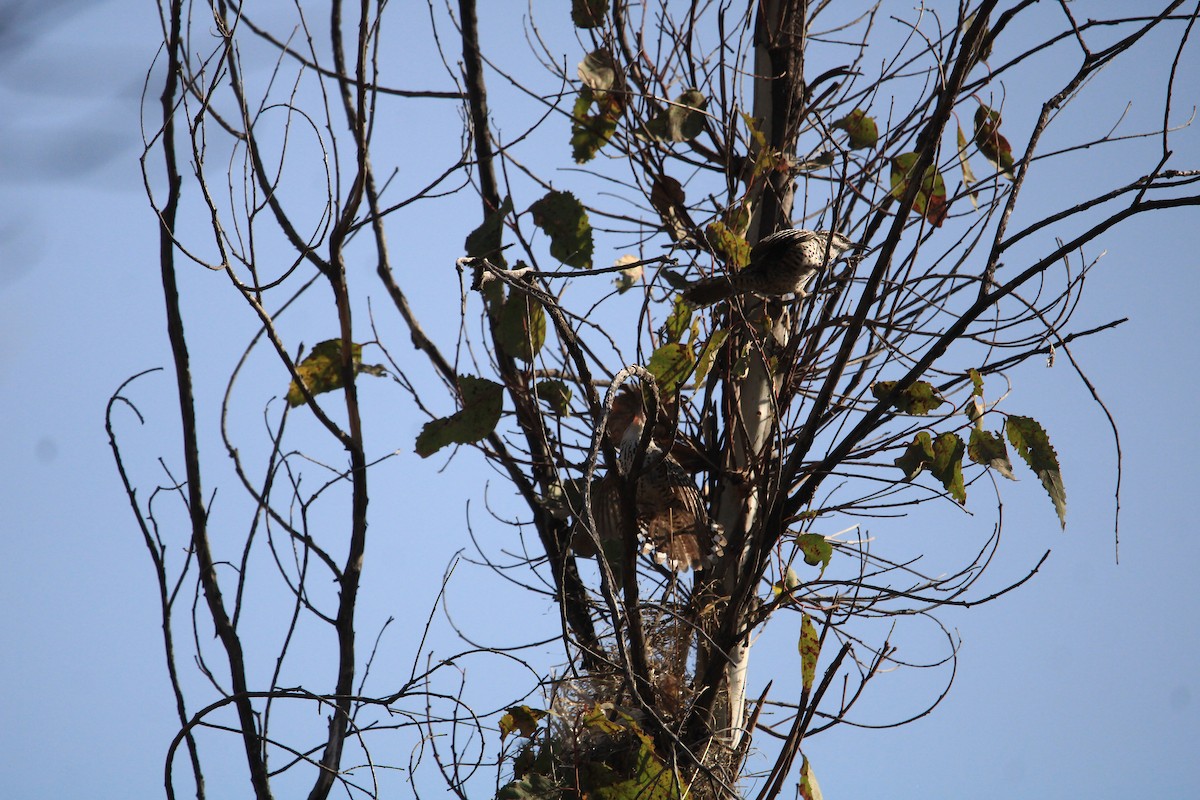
[
  {"left": 749, "top": 228, "right": 818, "bottom": 263},
  {"left": 570, "top": 473, "right": 624, "bottom": 560},
  {"left": 636, "top": 458, "right": 726, "bottom": 571}
]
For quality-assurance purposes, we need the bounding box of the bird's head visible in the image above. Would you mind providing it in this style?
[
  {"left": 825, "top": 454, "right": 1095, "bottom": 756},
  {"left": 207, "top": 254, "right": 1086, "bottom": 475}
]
[{"left": 824, "top": 231, "right": 863, "bottom": 255}]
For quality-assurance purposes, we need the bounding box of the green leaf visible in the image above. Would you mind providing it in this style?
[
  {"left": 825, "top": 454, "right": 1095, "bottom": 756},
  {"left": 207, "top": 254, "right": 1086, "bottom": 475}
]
[
  {"left": 704, "top": 220, "right": 751, "bottom": 268},
  {"left": 956, "top": 124, "right": 980, "bottom": 208},
  {"left": 832, "top": 109, "right": 878, "bottom": 149},
  {"left": 496, "top": 292, "right": 546, "bottom": 362},
  {"left": 968, "top": 367, "right": 984, "bottom": 397},
  {"left": 465, "top": 195, "right": 514, "bottom": 265},
  {"left": 692, "top": 329, "right": 728, "bottom": 388},
  {"left": 415, "top": 376, "right": 503, "bottom": 457},
  {"left": 497, "top": 774, "right": 561, "bottom": 800},
  {"left": 592, "top": 748, "right": 684, "bottom": 800},
  {"left": 896, "top": 431, "right": 966, "bottom": 503},
  {"left": 584, "top": 718, "right": 685, "bottom": 800},
  {"left": 772, "top": 565, "right": 800, "bottom": 602},
  {"left": 647, "top": 342, "right": 694, "bottom": 396},
  {"left": 571, "top": 89, "right": 620, "bottom": 163},
  {"left": 740, "top": 112, "right": 779, "bottom": 181},
  {"left": 659, "top": 269, "right": 691, "bottom": 292},
  {"left": 641, "top": 89, "right": 707, "bottom": 142},
  {"left": 794, "top": 151, "right": 837, "bottom": 172},
  {"left": 286, "top": 339, "right": 383, "bottom": 407},
  {"left": 571, "top": 0, "right": 605, "bottom": 28},
  {"left": 961, "top": 10, "right": 994, "bottom": 69},
  {"left": 930, "top": 432, "right": 967, "bottom": 504},
  {"left": 974, "top": 104, "right": 1016, "bottom": 180},
  {"left": 890, "top": 152, "right": 949, "bottom": 227},
  {"left": 895, "top": 431, "right": 935, "bottom": 480},
  {"left": 968, "top": 427, "right": 1016, "bottom": 480},
  {"left": 798, "top": 755, "right": 824, "bottom": 800},
  {"left": 530, "top": 190, "right": 594, "bottom": 269},
  {"left": 785, "top": 564, "right": 801, "bottom": 591},
  {"left": 541, "top": 478, "right": 579, "bottom": 523},
  {"left": 579, "top": 49, "right": 619, "bottom": 94},
  {"left": 662, "top": 295, "right": 692, "bottom": 343},
  {"left": 1007, "top": 415, "right": 1067, "bottom": 528},
  {"left": 500, "top": 705, "right": 547, "bottom": 740},
  {"left": 966, "top": 368, "right": 986, "bottom": 423},
  {"left": 871, "top": 380, "right": 945, "bottom": 415},
  {"left": 649, "top": 175, "right": 693, "bottom": 242},
  {"left": 571, "top": 51, "right": 625, "bottom": 162},
  {"left": 723, "top": 203, "right": 753, "bottom": 237},
  {"left": 796, "top": 533, "right": 833, "bottom": 574},
  {"left": 581, "top": 705, "right": 626, "bottom": 736},
  {"left": 799, "top": 614, "right": 820, "bottom": 693},
  {"left": 535, "top": 379, "right": 572, "bottom": 416}
]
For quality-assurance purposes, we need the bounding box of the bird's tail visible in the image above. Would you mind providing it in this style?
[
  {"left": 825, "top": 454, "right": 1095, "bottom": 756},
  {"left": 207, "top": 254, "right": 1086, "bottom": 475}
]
[{"left": 681, "top": 276, "right": 735, "bottom": 306}]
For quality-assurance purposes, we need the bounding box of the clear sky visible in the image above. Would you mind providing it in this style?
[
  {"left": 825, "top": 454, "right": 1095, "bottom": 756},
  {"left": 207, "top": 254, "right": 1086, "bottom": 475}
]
[{"left": 1, "top": 2, "right": 1197, "bottom": 798}]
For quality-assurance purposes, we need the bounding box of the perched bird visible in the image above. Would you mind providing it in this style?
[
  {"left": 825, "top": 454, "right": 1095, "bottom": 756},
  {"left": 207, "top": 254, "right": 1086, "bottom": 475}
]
[
  {"left": 612, "top": 410, "right": 725, "bottom": 572},
  {"left": 682, "top": 228, "right": 860, "bottom": 306}
]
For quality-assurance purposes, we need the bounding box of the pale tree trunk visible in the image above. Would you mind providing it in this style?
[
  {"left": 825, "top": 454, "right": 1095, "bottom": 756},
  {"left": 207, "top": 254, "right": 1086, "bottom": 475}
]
[{"left": 713, "top": 0, "right": 804, "bottom": 752}]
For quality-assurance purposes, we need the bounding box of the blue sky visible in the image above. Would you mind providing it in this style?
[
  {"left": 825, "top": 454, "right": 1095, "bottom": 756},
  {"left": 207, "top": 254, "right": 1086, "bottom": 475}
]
[{"left": 1, "top": 2, "right": 1197, "bottom": 798}]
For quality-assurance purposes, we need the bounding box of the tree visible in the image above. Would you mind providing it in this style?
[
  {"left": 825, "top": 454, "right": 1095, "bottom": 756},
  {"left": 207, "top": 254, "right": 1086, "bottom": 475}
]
[{"left": 112, "top": 1, "right": 1199, "bottom": 798}]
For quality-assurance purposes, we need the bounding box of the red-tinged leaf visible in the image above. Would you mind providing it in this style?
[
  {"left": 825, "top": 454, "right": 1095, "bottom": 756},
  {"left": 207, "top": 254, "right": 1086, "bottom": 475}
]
[
  {"left": 974, "top": 104, "right": 1016, "bottom": 180},
  {"left": 799, "top": 614, "right": 820, "bottom": 692},
  {"left": 415, "top": 376, "right": 503, "bottom": 457},
  {"left": 871, "top": 379, "right": 945, "bottom": 415},
  {"left": 795, "top": 532, "right": 833, "bottom": 574},
  {"left": 529, "top": 190, "right": 594, "bottom": 268},
  {"left": 890, "top": 152, "right": 949, "bottom": 227},
  {"left": 833, "top": 109, "right": 879, "bottom": 149},
  {"left": 1007, "top": 415, "right": 1067, "bottom": 528}
]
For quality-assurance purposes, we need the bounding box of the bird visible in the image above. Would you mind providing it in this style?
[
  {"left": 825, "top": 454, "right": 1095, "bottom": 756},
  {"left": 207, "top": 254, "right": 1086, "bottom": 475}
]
[
  {"left": 609, "top": 409, "right": 724, "bottom": 572},
  {"left": 682, "top": 228, "right": 860, "bottom": 306}
]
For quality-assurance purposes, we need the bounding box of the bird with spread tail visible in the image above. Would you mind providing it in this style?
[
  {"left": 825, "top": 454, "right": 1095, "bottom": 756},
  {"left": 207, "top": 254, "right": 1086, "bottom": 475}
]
[
  {"left": 682, "top": 228, "right": 861, "bottom": 306},
  {"left": 598, "top": 409, "right": 725, "bottom": 572}
]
